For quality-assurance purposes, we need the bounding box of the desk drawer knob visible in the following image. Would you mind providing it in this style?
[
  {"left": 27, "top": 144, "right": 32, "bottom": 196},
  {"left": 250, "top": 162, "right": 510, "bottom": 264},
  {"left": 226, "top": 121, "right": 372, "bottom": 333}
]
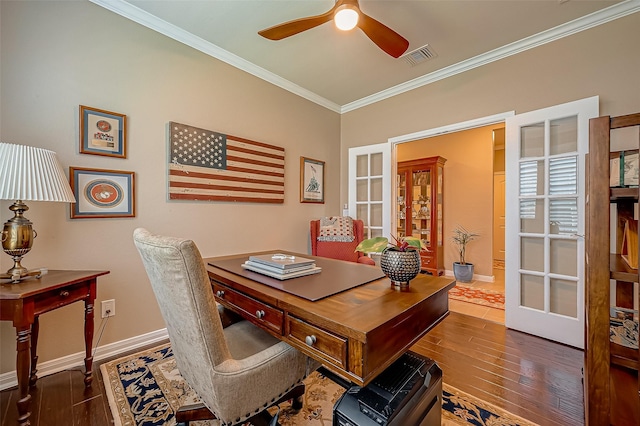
[
  {"left": 59, "top": 290, "right": 70, "bottom": 298},
  {"left": 215, "top": 290, "right": 225, "bottom": 298},
  {"left": 305, "top": 335, "right": 317, "bottom": 346},
  {"left": 256, "top": 310, "right": 265, "bottom": 319}
]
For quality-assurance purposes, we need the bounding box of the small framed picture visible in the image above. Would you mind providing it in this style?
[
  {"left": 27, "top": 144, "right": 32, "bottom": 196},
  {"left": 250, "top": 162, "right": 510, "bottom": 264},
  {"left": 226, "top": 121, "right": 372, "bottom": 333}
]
[
  {"left": 79, "top": 105, "right": 127, "bottom": 158},
  {"left": 69, "top": 167, "right": 135, "bottom": 219},
  {"left": 300, "top": 157, "right": 324, "bottom": 203}
]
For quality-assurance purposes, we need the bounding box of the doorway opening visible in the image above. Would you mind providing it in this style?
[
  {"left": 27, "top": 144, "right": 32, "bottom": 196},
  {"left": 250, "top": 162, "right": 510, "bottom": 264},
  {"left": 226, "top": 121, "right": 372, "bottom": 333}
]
[{"left": 389, "top": 112, "right": 513, "bottom": 323}]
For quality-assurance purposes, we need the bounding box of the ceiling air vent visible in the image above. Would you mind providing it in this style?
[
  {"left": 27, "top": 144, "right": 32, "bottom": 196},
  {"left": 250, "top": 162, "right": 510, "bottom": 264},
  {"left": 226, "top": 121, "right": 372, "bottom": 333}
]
[{"left": 401, "top": 44, "right": 437, "bottom": 67}]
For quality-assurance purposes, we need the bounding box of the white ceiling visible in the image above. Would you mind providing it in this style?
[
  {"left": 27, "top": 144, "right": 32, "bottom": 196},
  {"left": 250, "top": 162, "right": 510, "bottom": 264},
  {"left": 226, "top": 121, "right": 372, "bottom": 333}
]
[{"left": 90, "top": 0, "right": 638, "bottom": 113}]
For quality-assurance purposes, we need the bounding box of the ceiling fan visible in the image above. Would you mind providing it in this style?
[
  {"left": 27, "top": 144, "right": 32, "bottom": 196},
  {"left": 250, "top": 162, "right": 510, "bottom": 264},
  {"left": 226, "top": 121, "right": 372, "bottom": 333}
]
[{"left": 258, "top": 0, "right": 410, "bottom": 58}]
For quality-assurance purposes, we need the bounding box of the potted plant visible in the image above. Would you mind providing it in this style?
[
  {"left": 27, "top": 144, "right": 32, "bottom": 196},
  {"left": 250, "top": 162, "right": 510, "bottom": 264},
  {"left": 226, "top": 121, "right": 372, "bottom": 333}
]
[
  {"left": 355, "top": 235, "right": 426, "bottom": 287},
  {"left": 451, "top": 225, "right": 479, "bottom": 283}
]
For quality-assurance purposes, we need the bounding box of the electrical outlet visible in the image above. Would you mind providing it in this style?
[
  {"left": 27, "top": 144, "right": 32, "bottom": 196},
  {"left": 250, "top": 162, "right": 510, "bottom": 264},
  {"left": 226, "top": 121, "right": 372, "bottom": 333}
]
[{"left": 101, "top": 299, "right": 115, "bottom": 318}]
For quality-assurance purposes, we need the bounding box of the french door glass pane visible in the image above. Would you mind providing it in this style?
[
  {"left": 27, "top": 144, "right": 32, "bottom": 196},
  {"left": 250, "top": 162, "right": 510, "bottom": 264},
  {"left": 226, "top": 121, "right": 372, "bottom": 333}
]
[
  {"left": 550, "top": 116, "right": 578, "bottom": 155},
  {"left": 549, "top": 157, "right": 577, "bottom": 195},
  {"left": 356, "top": 180, "right": 368, "bottom": 201},
  {"left": 549, "top": 198, "right": 578, "bottom": 234},
  {"left": 521, "top": 274, "right": 544, "bottom": 310},
  {"left": 550, "top": 238, "right": 578, "bottom": 277},
  {"left": 356, "top": 155, "right": 368, "bottom": 177},
  {"left": 520, "top": 160, "right": 544, "bottom": 196},
  {"left": 550, "top": 279, "right": 578, "bottom": 317},
  {"left": 371, "top": 177, "right": 383, "bottom": 202},
  {"left": 521, "top": 123, "right": 544, "bottom": 158},
  {"left": 370, "top": 153, "right": 383, "bottom": 176},
  {"left": 357, "top": 205, "right": 368, "bottom": 225},
  {"left": 521, "top": 237, "right": 544, "bottom": 272},
  {"left": 371, "top": 203, "right": 382, "bottom": 227},
  {"left": 520, "top": 199, "right": 544, "bottom": 233},
  {"left": 370, "top": 228, "right": 383, "bottom": 238}
]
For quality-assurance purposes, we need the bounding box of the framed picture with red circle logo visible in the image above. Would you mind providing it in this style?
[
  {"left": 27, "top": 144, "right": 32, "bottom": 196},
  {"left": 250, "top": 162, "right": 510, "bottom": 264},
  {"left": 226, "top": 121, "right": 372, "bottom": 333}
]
[
  {"left": 69, "top": 167, "right": 135, "bottom": 219},
  {"left": 79, "top": 105, "right": 127, "bottom": 158}
]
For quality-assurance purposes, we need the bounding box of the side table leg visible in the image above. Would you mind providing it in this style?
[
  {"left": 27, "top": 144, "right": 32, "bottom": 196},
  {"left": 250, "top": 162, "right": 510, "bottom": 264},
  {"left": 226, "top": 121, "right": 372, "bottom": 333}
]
[
  {"left": 28, "top": 316, "right": 39, "bottom": 387},
  {"left": 83, "top": 299, "right": 95, "bottom": 386},
  {"left": 16, "top": 326, "right": 32, "bottom": 426}
]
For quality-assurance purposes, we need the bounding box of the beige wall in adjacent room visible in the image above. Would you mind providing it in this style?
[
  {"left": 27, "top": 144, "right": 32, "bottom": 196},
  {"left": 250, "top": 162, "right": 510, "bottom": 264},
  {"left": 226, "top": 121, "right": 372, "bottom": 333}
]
[
  {"left": 0, "top": 1, "right": 341, "bottom": 373},
  {"left": 397, "top": 125, "right": 500, "bottom": 276},
  {"left": 340, "top": 12, "right": 640, "bottom": 276}
]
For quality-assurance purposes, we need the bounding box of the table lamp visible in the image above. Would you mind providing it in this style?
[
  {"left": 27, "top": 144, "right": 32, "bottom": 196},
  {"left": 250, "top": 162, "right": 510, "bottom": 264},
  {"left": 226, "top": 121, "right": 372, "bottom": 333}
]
[{"left": 0, "top": 142, "right": 76, "bottom": 283}]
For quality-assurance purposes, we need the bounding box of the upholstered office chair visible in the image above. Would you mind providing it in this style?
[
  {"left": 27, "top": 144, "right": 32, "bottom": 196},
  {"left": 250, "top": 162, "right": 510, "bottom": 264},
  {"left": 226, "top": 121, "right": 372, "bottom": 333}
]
[
  {"left": 133, "top": 228, "right": 317, "bottom": 426},
  {"left": 310, "top": 217, "right": 375, "bottom": 265}
]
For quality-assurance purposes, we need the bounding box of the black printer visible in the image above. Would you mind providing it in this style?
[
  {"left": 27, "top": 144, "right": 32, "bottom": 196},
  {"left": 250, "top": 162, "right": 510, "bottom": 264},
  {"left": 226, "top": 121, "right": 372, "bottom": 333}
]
[{"left": 333, "top": 351, "right": 442, "bottom": 426}]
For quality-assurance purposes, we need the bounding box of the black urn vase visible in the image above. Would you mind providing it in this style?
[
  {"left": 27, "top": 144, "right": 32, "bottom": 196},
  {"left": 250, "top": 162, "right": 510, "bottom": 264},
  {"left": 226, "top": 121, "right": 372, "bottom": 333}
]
[{"left": 380, "top": 249, "right": 421, "bottom": 287}]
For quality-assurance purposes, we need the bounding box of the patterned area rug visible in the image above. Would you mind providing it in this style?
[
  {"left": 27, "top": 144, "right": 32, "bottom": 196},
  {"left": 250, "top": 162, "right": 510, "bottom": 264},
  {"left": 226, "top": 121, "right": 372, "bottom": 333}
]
[
  {"left": 449, "top": 283, "right": 505, "bottom": 310},
  {"left": 101, "top": 344, "right": 537, "bottom": 426}
]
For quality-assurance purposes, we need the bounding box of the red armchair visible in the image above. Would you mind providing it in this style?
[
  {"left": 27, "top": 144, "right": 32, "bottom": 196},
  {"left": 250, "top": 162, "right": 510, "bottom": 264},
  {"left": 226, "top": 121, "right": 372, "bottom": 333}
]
[{"left": 310, "top": 218, "right": 376, "bottom": 265}]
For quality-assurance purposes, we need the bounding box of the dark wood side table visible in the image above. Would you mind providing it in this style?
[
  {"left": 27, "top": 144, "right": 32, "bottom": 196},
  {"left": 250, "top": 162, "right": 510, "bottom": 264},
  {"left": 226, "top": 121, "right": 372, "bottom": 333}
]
[{"left": 0, "top": 270, "right": 109, "bottom": 426}]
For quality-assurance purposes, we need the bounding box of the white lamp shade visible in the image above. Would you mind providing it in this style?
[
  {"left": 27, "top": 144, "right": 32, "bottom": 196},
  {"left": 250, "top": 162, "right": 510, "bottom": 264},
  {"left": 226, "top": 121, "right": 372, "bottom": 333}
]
[{"left": 0, "top": 142, "right": 76, "bottom": 203}]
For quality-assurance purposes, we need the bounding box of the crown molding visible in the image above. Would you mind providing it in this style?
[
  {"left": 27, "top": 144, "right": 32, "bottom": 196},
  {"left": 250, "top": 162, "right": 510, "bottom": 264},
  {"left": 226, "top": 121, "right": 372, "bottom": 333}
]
[
  {"left": 88, "top": 0, "right": 342, "bottom": 113},
  {"left": 90, "top": 0, "right": 639, "bottom": 115},
  {"left": 341, "top": 0, "right": 640, "bottom": 113}
]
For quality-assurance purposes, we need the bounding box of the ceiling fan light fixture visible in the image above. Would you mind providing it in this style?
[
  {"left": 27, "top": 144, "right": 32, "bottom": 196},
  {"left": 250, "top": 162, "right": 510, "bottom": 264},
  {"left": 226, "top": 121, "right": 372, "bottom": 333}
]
[{"left": 334, "top": 5, "right": 359, "bottom": 31}]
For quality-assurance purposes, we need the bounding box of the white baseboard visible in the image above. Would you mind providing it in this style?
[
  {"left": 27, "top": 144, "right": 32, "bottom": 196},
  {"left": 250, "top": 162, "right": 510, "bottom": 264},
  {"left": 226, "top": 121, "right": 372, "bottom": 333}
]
[{"left": 0, "top": 328, "right": 168, "bottom": 391}]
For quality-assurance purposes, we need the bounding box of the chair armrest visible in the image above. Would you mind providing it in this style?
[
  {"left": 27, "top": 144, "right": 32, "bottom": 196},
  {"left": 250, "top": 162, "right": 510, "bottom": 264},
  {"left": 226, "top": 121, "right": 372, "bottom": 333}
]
[{"left": 357, "top": 256, "right": 376, "bottom": 266}]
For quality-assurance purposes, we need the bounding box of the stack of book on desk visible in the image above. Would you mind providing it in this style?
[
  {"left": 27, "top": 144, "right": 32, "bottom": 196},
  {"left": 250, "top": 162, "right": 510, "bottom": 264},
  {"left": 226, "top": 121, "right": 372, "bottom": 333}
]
[{"left": 241, "top": 253, "right": 321, "bottom": 280}]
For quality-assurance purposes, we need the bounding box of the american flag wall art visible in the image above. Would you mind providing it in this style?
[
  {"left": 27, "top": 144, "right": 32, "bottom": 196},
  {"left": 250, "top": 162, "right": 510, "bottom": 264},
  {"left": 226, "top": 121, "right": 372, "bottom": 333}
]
[{"left": 168, "top": 122, "right": 285, "bottom": 203}]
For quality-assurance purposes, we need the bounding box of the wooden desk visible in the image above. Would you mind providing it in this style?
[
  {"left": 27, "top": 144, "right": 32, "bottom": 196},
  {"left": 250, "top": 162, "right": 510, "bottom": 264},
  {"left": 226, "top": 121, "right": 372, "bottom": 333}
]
[
  {"left": 0, "top": 270, "right": 109, "bottom": 426},
  {"left": 206, "top": 252, "right": 454, "bottom": 387}
]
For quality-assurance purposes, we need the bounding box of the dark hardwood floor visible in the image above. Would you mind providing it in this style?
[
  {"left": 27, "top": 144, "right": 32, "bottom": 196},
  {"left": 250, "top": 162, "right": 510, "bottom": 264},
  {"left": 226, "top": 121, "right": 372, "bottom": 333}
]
[
  {"left": 412, "top": 312, "right": 584, "bottom": 426},
  {"left": 0, "top": 312, "right": 584, "bottom": 426}
]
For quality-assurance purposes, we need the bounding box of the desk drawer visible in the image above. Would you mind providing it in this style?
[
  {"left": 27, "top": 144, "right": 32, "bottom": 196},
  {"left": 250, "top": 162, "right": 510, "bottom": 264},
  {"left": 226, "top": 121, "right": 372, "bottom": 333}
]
[
  {"left": 34, "top": 283, "right": 90, "bottom": 315},
  {"left": 287, "top": 316, "right": 347, "bottom": 369},
  {"left": 213, "top": 282, "right": 283, "bottom": 335}
]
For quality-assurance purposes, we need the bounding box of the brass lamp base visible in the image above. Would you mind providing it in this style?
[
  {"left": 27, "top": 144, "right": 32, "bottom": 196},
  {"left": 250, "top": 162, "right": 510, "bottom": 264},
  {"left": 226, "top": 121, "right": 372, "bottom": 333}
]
[
  {"left": 1, "top": 200, "right": 47, "bottom": 283},
  {"left": 0, "top": 265, "right": 47, "bottom": 283}
]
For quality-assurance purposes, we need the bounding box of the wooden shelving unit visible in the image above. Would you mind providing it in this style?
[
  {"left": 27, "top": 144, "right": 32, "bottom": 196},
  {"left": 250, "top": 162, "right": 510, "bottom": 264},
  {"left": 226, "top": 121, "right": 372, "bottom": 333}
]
[
  {"left": 586, "top": 112, "right": 640, "bottom": 425},
  {"left": 396, "top": 156, "right": 446, "bottom": 275}
]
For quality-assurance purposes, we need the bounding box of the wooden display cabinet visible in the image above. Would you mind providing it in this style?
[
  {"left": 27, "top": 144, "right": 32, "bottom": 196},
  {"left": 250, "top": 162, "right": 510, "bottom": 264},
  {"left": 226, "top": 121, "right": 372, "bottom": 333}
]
[
  {"left": 396, "top": 156, "right": 446, "bottom": 275},
  {"left": 586, "top": 113, "right": 640, "bottom": 426}
]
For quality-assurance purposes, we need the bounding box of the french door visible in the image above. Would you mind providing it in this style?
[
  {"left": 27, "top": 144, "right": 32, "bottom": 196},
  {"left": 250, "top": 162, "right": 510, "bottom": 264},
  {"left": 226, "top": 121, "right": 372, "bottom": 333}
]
[
  {"left": 505, "top": 96, "right": 598, "bottom": 348},
  {"left": 347, "top": 143, "right": 391, "bottom": 239}
]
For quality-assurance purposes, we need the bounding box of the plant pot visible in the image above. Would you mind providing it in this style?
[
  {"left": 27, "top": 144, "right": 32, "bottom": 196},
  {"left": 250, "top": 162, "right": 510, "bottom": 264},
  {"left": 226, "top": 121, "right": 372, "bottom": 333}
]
[
  {"left": 380, "top": 249, "right": 421, "bottom": 288},
  {"left": 453, "top": 262, "right": 474, "bottom": 283}
]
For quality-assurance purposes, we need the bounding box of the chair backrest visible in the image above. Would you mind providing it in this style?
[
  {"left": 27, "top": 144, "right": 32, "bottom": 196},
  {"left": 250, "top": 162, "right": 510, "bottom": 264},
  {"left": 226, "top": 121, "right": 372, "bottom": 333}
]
[
  {"left": 132, "top": 228, "right": 228, "bottom": 414},
  {"left": 310, "top": 218, "right": 365, "bottom": 262}
]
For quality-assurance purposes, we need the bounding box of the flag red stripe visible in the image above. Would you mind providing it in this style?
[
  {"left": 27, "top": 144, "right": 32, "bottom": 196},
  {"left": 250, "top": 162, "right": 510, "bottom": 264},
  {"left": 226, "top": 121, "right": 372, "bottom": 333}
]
[
  {"left": 170, "top": 193, "right": 283, "bottom": 203},
  {"left": 170, "top": 181, "right": 284, "bottom": 194},
  {"left": 226, "top": 165, "right": 284, "bottom": 178},
  {"left": 227, "top": 135, "right": 285, "bottom": 153},
  {"left": 227, "top": 145, "right": 285, "bottom": 161},
  {"left": 169, "top": 169, "right": 283, "bottom": 184},
  {"left": 227, "top": 154, "right": 284, "bottom": 169}
]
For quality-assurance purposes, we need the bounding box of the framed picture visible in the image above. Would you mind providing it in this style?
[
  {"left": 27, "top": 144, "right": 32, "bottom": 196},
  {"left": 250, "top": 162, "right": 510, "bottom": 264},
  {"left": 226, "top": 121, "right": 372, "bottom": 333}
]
[
  {"left": 69, "top": 167, "right": 135, "bottom": 219},
  {"left": 300, "top": 157, "right": 324, "bottom": 203},
  {"left": 79, "top": 105, "right": 127, "bottom": 158}
]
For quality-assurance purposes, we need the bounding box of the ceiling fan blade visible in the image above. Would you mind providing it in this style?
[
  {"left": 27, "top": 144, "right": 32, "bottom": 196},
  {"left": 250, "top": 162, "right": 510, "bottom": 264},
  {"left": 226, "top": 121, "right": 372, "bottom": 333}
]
[
  {"left": 259, "top": 9, "right": 335, "bottom": 40},
  {"left": 357, "top": 13, "right": 409, "bottom": 58}
]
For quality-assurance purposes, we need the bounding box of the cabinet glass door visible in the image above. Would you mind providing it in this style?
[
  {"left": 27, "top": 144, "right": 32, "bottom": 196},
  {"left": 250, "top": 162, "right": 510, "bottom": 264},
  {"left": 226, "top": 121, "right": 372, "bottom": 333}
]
[
  {"left": 396, "top": 172, "right": 407, "bottom": 239},
  {"left": 412, "top": 169, "right": 431, "bottom": 246},
  {"left": 437, "top": 164, "right": 444, "bottom": 246}
]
